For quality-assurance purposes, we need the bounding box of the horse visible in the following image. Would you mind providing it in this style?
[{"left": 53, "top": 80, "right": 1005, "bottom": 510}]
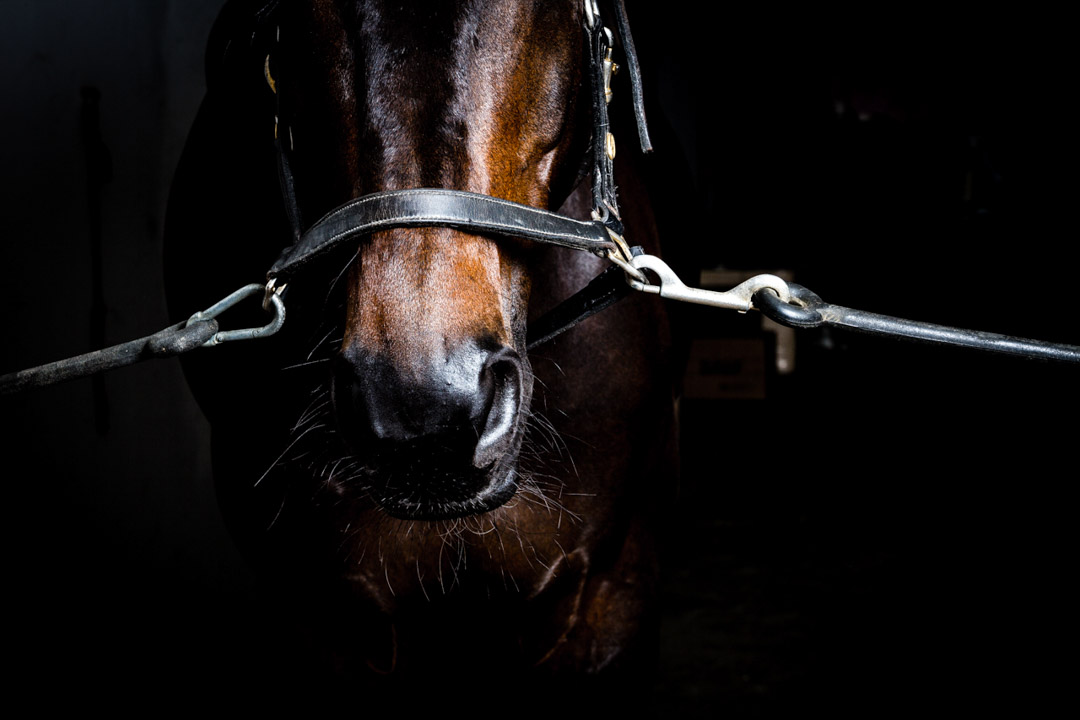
[{"left": 164, "top": 0, "right": 680, "bottom": 707}]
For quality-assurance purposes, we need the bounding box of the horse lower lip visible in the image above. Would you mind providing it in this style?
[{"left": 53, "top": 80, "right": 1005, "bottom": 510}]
[{"left": 375, "top": 465, "right": 518, "bottom": 520}]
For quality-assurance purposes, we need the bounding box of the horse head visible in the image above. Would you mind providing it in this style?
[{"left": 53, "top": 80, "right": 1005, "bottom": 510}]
[
  {"left": 166, "top": 0, "right": 676, "bottom": 695},
  {"left": 269, "top": 0, "right": 592, "bottom": 520}
]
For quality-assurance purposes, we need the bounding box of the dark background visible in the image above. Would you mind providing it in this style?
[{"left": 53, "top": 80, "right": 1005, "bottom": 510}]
[{"left": 1, "top": 2, "right": 1076, "bottom": 715}]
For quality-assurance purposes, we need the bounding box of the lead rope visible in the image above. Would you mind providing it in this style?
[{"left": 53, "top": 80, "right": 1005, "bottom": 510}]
[
  {"left": 752, "top": 283, "right": 1080, "bottom": 364},
  {"left": 0, "top": 285, "right": 285, "bottom": 396},
  {"left": 619, "top": 253, "right": 1080, "bottom": 363}
]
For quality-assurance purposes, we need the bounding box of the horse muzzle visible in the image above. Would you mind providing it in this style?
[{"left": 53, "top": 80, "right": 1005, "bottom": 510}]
[{"left": 331, "top": 342, "right": 527, "bottom": 519}]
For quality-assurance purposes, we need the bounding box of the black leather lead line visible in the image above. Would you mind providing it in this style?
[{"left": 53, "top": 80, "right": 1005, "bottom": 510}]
[
  {"left": 0, "top": 320, "right": 221, "bottom": 396},
  {"left": 754, "top": 284, "right": 1080, "bottom": 364}
]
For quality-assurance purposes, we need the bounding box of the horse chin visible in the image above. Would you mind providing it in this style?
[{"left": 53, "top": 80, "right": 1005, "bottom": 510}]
[{"left": 374, "top": 463, "right": 519, "bottom": 521}]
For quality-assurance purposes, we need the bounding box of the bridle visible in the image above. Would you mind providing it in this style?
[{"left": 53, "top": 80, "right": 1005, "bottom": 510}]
[
  {"left": 195, "top": 0, "right": 1080, "bottom": 365},
  {"left": 256, "top": 0, "right": 657, "bottom": 349},
  {"left": 0, "top": 0, "right": 767, "bottom": 397},
  {"left": 210, "top": 0, "right": 1080, "bottom": 364}
]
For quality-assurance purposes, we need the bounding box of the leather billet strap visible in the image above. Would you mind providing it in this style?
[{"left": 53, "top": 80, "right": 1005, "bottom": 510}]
[
  {"left": 267, "top": 189, "right": 618, "bottom": 282},
  {"left": 584, "top": 1, "right": 651, "bottom": 230},
  {"left": 611, "top": 0, "right": 651, "bottom": 154},
  {"left": 586, "top": 11, "right": 619, "bottom": 229}
]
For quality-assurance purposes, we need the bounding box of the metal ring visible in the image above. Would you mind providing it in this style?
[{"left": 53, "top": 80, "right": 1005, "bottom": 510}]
[
  {"left": 753, "top": 284, "right": 825, "bottom": 328},
  {"left": 186, "top": 283, "right": 287, "bottom": 346},
  {"left": 606, "top": 249, "right": 647, "bottom": 284}
]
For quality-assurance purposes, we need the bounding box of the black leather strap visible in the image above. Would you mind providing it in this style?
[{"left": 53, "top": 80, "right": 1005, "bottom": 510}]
[
  {"left": 275, "top": 135, "right": 304, "bottom": 243},
  {"left": 267, "top": 188, "right": 618, "bottom": 281},
  {"left": 525, "top": 249, "right": 641, "bottom": 350},
  {"left": 587, "top": 13, "right": 618, "bottom": 226},
  {"left": 612, "top": 0, "right": 652, "bottom": 153}
]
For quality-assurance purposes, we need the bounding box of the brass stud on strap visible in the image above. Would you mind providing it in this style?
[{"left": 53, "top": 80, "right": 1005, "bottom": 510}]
[
  {"left": 602, "top": 47, "right": 615, "bottom": 104},
  {"left": 264, "top": 55, "right": 277, "bottom": 94},
  {"left": 605, "top": 131, "right": 616, "bottom": 160}
]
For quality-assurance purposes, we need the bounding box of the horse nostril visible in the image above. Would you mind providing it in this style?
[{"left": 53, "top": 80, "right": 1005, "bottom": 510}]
[
  {"left": 331, "top": 344, "right": 523, "bottom": 468},
  {"left": 472, "top": 347, "right": 523, "bottom": 470}
]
